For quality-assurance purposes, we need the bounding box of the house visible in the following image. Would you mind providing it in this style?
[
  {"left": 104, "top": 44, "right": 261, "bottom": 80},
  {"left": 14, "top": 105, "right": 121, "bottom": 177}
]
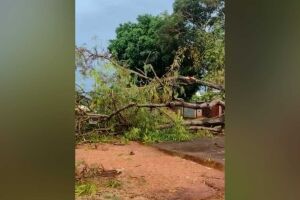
[
  {"left": 183, "top": 106, "right": 210, "bottom": 119},
  {"left": 209, "top": 100, "right": 225, "bottom": 117},
  {"left": 171, "top": 100, "right": 210, "bottom": 119},
  {"left": 170, "top": 99, "right": 225, "bottom": 119}
]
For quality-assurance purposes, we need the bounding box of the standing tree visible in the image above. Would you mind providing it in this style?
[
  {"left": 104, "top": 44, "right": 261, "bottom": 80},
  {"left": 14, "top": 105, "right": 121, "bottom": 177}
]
[{"left": 108, "top": 14, "right": 170, "bottom": 77}]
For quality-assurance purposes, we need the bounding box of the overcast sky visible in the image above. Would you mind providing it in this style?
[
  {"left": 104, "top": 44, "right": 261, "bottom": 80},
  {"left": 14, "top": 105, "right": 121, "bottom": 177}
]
[
  {"left": 76, "top": 0, "right": 174, "bottom": 91},
  {"left": 76, "top": 0, "right": 174, "bottom": 48}
]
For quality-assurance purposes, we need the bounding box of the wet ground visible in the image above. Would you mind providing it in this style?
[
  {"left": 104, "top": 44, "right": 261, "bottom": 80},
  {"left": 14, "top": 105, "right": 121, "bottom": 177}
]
[
  {"left": 76, "top": 140, "right": 224, "bottom": 200},
  {"left": 152, "top": 136, "right": 225, "bottom": 171}
]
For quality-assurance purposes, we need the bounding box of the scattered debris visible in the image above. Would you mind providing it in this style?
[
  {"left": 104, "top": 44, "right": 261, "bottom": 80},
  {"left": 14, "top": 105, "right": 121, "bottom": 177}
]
[{"left": 75, "top": 161, "right": 122, "bottom": 181}]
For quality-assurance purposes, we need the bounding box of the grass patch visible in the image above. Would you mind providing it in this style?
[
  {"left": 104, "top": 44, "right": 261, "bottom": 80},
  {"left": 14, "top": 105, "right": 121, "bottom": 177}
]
[
  {"left": 124, "top": 125, "right": 193, "bottom": 143},
  {"left": 193, "top": 130, "right": 215, "bottom": 138},
  {"left": 76, "top": 123, "right": 216, "bottom": 145},
  {"left": 77, "top": 129, "right": 216, "bottom": 145},
  {"left": 142, "top": 130, "right": 192, "bottom": 143},
  {"left": 124, "top": 126, "right": 216, "bottom": 143},
  {"left": 105, "top": 179, "right": 122, "bottom": 189},
  {"left": 75, "top": 182, "right": 97, "bottom": 197}
]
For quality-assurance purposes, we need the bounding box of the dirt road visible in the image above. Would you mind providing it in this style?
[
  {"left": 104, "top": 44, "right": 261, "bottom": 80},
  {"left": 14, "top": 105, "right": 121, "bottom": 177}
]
[{"left": 76, "top": 142, "right": 224, "bottom": 200}]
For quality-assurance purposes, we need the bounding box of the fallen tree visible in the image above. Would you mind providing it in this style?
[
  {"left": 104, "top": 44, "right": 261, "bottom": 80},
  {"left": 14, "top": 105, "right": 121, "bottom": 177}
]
[
  {"left": 76, "top": 47, "right": 225, "bottom": 92},
  {"left": 76, "top": 99, "right": 225, "bottom": 135},
  {"left": 188, "top": 126, "right": 223, "bottom": 132},
  {"left": 157, "top": 115, "right": 224, "bottom": 129},
  {"left": 75, "top": 47, "right": 225, "bottom": 141},
  {"left": 177, "top": 76, "right": 225, "bottom": 91}
]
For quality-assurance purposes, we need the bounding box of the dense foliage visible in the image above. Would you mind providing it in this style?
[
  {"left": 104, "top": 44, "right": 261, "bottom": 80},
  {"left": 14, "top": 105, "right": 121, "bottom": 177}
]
[
  {"left": 76, "top": 61, "right": 195, "bottom": 143},
  {"left": 108, "top": 0, "right": 224, "bottom": 99}
]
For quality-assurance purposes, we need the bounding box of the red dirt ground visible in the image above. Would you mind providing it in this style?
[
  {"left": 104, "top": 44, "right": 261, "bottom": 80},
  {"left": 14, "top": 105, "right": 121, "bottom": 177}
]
[{"left": 76, "top": 142, "right": 224, "bottom": 200}]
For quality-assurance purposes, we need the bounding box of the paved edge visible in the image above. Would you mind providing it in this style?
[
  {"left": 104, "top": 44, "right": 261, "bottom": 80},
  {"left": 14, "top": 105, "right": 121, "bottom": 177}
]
[{"left": 152, "top": 145, "right": 224, "bottom": 171}]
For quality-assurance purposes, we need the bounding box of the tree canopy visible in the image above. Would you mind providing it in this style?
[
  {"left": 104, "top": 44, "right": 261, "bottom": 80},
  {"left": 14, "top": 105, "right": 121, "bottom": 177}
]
[
  {"left": 108, "top": 14, "right": 169, "bottom": 77},
  {"left": 108, "top": 0, "right": 224, "bottom": 99}
]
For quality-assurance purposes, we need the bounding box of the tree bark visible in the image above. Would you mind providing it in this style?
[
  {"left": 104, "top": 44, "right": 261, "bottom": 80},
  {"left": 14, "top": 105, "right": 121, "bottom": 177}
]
[
  {"left": 184, "top": 116, "right": 225, "bottom": 126},
  {"left": 177, "top": 76, "right": 225, "bottom": 91},
  {"left": 188, "top": 126, "right": 223, "bottom": 132}
]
